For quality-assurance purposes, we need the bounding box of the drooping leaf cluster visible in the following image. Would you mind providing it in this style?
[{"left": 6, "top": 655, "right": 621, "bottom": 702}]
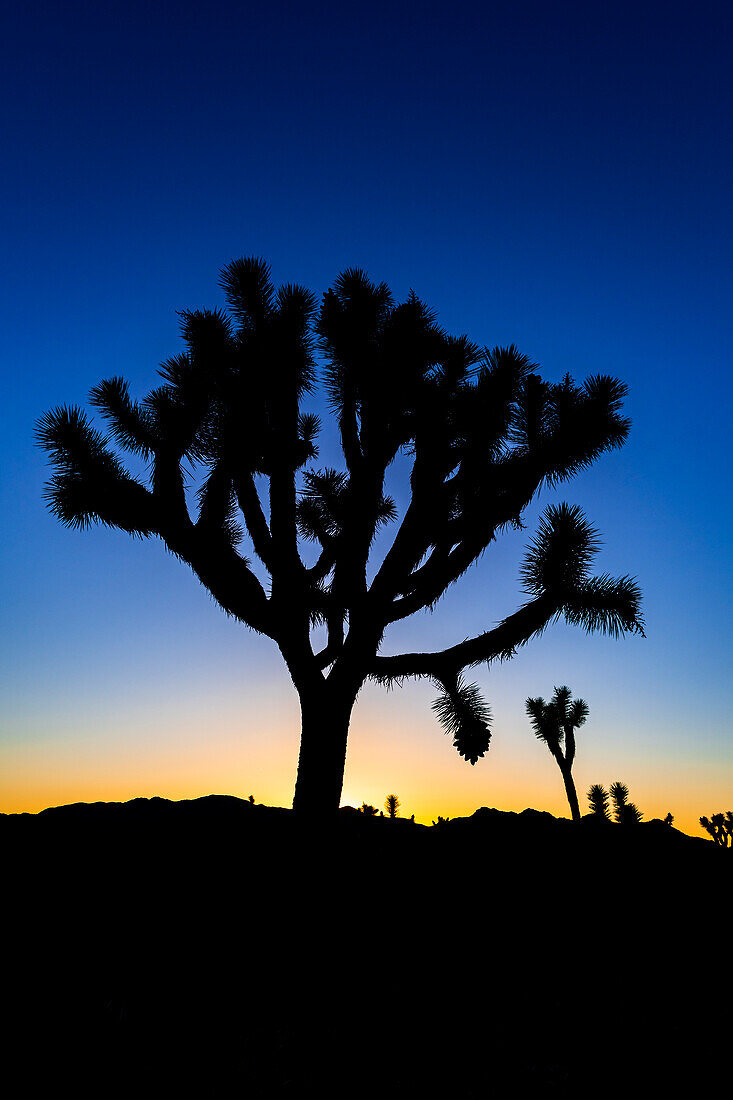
[{"left": 431, "top": 676, "right": 493, "bottom": 764}]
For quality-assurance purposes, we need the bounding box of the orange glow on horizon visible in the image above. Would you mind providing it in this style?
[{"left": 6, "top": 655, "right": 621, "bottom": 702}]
[{"left": 2, "top": 710, "right": 729, "bottom": 842}]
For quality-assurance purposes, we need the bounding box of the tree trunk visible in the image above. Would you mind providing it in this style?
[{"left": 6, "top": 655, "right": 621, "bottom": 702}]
[
  {"left": 560, "top": 762, "right": 581, "bottom": 823},
  {"left": 292, "top": 684, "right": 356, "bottom": 817}
]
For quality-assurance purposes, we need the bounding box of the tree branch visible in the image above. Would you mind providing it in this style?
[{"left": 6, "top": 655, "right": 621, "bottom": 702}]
[
  {"left": 370, "top": 594, "right": 559, "bottom": 685},
  {"left": 234, "top": 471, "right": 274, "bottom": 569},
  {"left": 166, "top": 525, "right": 273, "bottom": 637}
]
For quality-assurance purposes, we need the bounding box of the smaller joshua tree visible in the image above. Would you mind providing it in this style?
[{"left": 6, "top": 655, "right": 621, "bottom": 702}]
[
  {"left": 385, "top": 794, "right": 400, "bottom": 819},
  {"left": 359, "top": 802, "right": 379, "bottom": 816},
  {"left": 609, "top": 781, "right": 643, "bottom": 824},
  {"left": 587, "top": 783, "right": 611, "bottom": 820},
  {"left": 699, "top": 812, "right": 733, "bottom": 846},
  {"left": 525, "top": 686, "right": 588, "bottom": 822}
]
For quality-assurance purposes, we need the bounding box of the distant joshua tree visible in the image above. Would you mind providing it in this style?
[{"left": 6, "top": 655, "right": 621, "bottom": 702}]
[
  {"left": 385, "top": 794, "right": 400, "bottom": 819},
  {"left": 37, "top": 258, "right": 643, "bottom": 817},
  {"left": 663, "top": 812, "right": 674, "bottom": 827},
  {"left": 432, "top": 815, "right": 451, "bottom": 826},
  {"left": 609, "top": 781, "right": 643, "bottom": 824},
  {"left": 359, "top": 802, "right": 379, "bottom": 816},
  {"left": 587, "top": 783, "right": 611, "bottom": 821},
  {"left": 699, "top": 812, "right": 733, "bottom": 846},
  {"left": 525, "top": 686, "right": 588, "bottom": 822}
]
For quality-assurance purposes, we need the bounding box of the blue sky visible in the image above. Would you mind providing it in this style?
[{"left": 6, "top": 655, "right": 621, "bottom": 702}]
[{"left": 2, "top": 1, "right": 731, "bottom": 829}]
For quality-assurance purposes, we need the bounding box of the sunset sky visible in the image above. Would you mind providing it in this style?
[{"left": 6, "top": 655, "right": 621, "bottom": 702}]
[{"left": 2, "top": 1, "right": 732, "bottom": 836}]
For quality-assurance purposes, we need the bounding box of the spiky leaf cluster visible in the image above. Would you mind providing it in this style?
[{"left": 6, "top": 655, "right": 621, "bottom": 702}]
[
  {"left": 525, "top": 687, "right": 588, "bottom": 755},
  {"left": 432, "top": 677, "right": 492, "bottom": 764},
  {"left": 587, "top": 783, "right": 611, "bottom": 820},
  {"left": 610, "top": 781, "right": 643, "bottom": 824},
  {"left": 384, "top": 794, "right": 400, "bottom": 818},
  {"left": 36, "top": 407, "right": 155, "bottom": 535}
]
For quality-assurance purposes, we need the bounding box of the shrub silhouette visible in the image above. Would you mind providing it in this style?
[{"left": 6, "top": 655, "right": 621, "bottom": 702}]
[
  {"left": 526, "top": 686, "right": 588, "bottom": 822},
  {"left": 385, "top": 794, "right": 400, "bottom": 819},
  {"left": 432, "top": 815, "right": 451, "bottom": 826},
  {"left": 37, "top": 258, "right": 644, "bottom": 816},
  {"left": 359, "top": 802, "right": 379, "bottom": 816},
  {"left": 610, "top": 781, "right": 643, "bottom": 824},
  {"left": 587, "top": 783, "right": 611, "bottom": 820}
]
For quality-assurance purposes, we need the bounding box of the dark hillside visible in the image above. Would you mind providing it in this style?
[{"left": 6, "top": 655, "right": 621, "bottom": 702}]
[{"left": 4, "top": 797, "right": 730, "bottom": 1096}]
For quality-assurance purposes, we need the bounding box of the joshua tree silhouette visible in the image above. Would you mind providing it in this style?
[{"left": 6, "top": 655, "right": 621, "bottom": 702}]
[
  {"left": 699, "top": 812, "right": 733, "bottom": 846},
  {"left": 525, "top": 687, "right": 588, "bottom": 821},
  {"left": 587, "top": 783, "right": 611, "bottom": 820},
  {"left": 37, "top": 258, "right": 643, "bottom": 815},
  {"left": 385, "top": 794, "right": 400, "bottom": 819},
  {"left": 609, "top": 781, "right": 643, "bottom": 824}
]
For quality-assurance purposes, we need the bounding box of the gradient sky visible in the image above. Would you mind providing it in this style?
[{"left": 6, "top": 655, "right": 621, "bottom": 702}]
[{"left": 2, "top": 1, "right": 732, "bottom": 835}]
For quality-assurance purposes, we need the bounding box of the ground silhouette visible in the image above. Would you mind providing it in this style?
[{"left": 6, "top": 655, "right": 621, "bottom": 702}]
[
  {"left": 38, "top": 259, "right": 644, "bottom": 817},
  {"left": 4, "top": 794, "right": 729, "bottom": 1095}
]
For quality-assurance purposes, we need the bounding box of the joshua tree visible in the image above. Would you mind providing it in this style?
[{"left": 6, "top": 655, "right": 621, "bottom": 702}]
[
  {"left": 37, "top": 258, "right": 643, "bottom": 816},
  {"left": 699, "top": 813, "right": 733, "bottom": 846},
  {"left": 359, "top": 802, "right": 379, "bottom": 816},
  {"left": 525, "top": 687, "right": 588, "bottom": 822},
  {"left": 663, "top": 812, "right": 674, "bottom": 827},
  {"left": 385, "top": 794, "right": 400, "bottom": 819},
  {"left": 610, "top": 781, "right": 643, "bottom": 824},
  {"left": 587, "top": 783, "right": 611, "bottom": 820}
]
